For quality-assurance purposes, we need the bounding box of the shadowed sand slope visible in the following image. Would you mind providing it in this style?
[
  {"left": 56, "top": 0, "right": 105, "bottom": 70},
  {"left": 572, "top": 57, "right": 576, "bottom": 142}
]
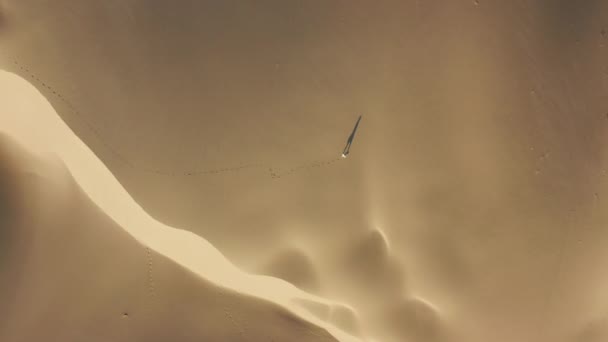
[{"left": 258, "top": 247, "right": 321, "bottom": 293}]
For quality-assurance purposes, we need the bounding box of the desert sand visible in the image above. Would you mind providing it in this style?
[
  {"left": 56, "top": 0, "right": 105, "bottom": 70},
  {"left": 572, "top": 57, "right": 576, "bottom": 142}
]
[{"left": 2, "top": 1, "right": 608, "bottom": 341}]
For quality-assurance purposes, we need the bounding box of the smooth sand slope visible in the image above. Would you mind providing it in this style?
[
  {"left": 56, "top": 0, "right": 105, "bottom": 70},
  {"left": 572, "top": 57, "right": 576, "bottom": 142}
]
[{"left": 3, "top": 1, "right": 608, "bottom": 341}]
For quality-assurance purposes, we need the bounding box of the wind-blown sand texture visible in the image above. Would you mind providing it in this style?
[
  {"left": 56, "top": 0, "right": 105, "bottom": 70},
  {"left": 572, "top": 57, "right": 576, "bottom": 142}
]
[{"left": 3, "top": 1, "right": 608, "bottom": 341}]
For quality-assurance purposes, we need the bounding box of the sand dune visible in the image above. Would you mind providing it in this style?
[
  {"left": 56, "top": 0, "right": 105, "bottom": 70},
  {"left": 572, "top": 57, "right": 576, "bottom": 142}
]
[
  {"left": 3, "top": 1, "right": 608, "bottom": 341},
  {"left": 0, "top": 74, "right": 358, "bottom": 341},
  {"left": 0, "top": 133, "right": 340, "bottom": 342}
]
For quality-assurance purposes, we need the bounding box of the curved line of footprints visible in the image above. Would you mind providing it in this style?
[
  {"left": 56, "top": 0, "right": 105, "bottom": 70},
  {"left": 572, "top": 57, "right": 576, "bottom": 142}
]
[
  {"left": 11, "top": 59, "right": 344, "bottom": 180},
  {"left": 145, "top": 247, "right": 155, "bottom": 299}
]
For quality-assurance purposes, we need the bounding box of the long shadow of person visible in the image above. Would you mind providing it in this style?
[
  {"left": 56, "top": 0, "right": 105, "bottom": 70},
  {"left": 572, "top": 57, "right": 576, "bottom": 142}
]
[{"left": 342, "top": 115, "right": 362, "bottom": 158}]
